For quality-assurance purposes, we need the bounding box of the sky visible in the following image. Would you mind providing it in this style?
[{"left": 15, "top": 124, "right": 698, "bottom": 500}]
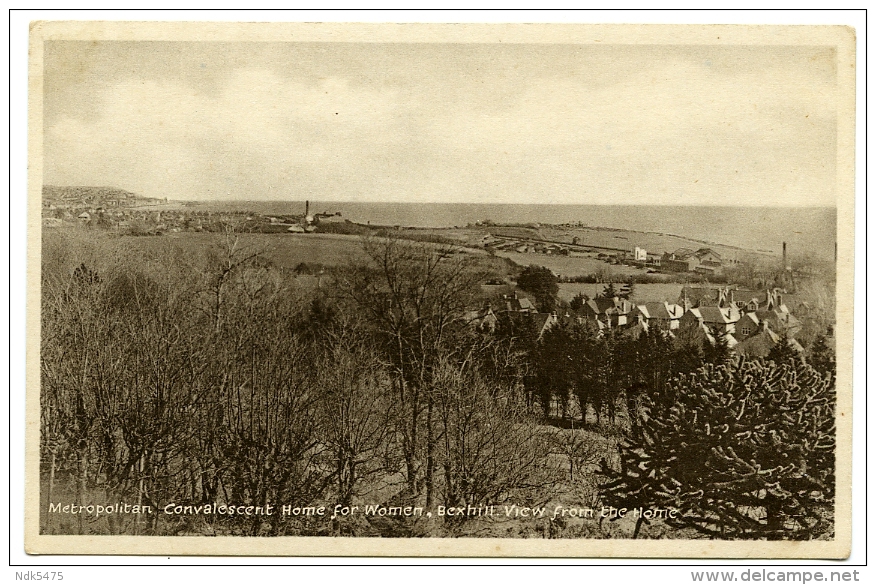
[{"left": 42, "top": 41, "right": 839, "bottom": 206}]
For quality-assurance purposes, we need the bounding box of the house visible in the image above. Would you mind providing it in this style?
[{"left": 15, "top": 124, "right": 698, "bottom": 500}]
[
  {"left": 662, "top": 248, "right": 699, "bottom": 272},
  {"left": 633, "top": 247, "right": 647, "bottom": 262},
  {"left": 631, "top": 301, "right": 684, "bottom": 330},
  {"left": 679, "top": 286, "right": 795, "bottom": 313},
  {"left": 663, "top": 248, "right": 722, "bottom": 273},
  {"left": 679, "top": 286, "right": 719, "bottom": 309},
  {"left": 751, "top": 289, "right": 801, "bottom": 337},
  {"left": 581, "top": 297, "right": 633, "bottom": 327},
  {"left": 730, "top": 289, "right": 766, "bottom": 312},
  {"left": 678, "top": 286, "right": 751, "bottom": 309},
  {"left": 679, "top": 305, "right": 740, "bottom": 335},
  {"left": 735, "top": 321, "right": 803, "bottom": 358},
  {"left": 754, "top": 307, "right": 801, "bottom": 337},
  {"left": 500, "top": 293, "right": 535, "bottom": 314},
  {"left": 695, "top": 248, "right": 722, "bottom": 268},
  {"left": 734, "top": 312, "right": 760, "bottom": 341}
]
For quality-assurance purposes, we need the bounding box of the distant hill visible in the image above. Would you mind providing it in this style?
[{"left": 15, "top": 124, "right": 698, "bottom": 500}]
[{"left": 43, "top": 186, "right": 164, "bottom": 206}]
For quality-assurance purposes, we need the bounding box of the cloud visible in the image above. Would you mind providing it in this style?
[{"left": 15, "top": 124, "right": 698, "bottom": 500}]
[
  {"left": 44, "top": 58, "right": 837, "bottom": 206},
  {"left": 420, "top": 59, "right": 836, "bottom": 205}
]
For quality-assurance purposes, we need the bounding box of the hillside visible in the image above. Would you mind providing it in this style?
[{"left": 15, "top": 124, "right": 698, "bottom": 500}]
[{"left": 42, "top": 185, "right": 165, "bottom": 206}]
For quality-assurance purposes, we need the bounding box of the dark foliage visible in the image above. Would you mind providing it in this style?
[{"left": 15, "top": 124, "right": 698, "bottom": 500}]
[
  {"left": 516, "top": 265, "right": 559, "bottom": 313},
  {"left": 600, "top": 359, "right": 835, "bottom": 539}
]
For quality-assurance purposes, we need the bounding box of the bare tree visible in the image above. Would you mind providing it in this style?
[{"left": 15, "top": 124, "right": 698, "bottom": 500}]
[
  {"left": 316, "top": 324, "right": 396, "bottom": 516},
  {"left": 431, "top": 355, "right": 558, "bottom": 523},
  {"left": 337, "top": 236, "right": 485, "bottom": 505}
]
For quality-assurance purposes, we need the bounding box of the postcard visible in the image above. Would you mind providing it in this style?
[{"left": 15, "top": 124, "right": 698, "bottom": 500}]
[{"left": 26, "top": 21, "right": 855, "bottom": 557}]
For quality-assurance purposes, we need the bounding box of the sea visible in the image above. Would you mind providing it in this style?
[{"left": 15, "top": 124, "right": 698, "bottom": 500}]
[{"left": 196, "top": 202, "right": 838, "bottom": 261}]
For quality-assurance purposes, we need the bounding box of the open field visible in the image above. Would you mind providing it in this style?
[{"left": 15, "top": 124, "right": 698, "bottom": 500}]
[
  {"left": 415, "top": 224, "right": 764, "bottom": 262},
  {"left": 557, "top": 283, "right": 686, "bottom": 306},
  {"left": 537, "top": 225, "right": 755, "bottom": 260},
  {"left": 155, "top": 232, "right": 373, "bottom": 268},
  {"left": 45, "top": 228, "right": 515, "bottom": 280},
  {"left": 494, "top": 251, "right": 646, "bottom": 279}
]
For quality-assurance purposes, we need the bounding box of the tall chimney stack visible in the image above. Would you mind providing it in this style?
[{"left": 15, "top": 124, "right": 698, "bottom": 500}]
[
  {"left": 305, "top": 200, "right": 310, "bottom": 217},
  {"left": 782, "top": 241, "right": 787, "bottom": 269}
]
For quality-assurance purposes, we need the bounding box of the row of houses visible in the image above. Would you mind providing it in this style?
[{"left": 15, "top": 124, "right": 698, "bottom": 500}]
[{"left": 465, "top": 287, "right": 803, "bottom": 358}]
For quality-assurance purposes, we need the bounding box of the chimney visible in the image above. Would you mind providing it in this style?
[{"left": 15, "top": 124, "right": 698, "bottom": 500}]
[
  {"left": 305, "top": 200, "right": 310, "bottom": 216},
  {"left": 783, "top": 241, "right": 787, "bottom": 269}
]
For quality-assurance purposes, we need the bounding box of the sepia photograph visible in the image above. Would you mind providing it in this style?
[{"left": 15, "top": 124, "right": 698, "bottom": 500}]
[{"left": 24, "top": 20, "right": 856, "bottom": 558}]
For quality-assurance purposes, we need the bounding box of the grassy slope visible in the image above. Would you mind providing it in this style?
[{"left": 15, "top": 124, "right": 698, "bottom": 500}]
[{"left": 417, "top": 224, "right": 763, "bottom": 261}]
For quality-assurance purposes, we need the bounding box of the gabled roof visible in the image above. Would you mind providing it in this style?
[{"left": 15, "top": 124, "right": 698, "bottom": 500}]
[
  {"left": 584, "top": 298, "right": 610, "bottom": 315},
  {"left": 530, "top": 312, "right": 557, "bottom": 338},
  {"left": 516, "top": 297, "right": 535, "bottom": 311},
  {"left": 585, "top": 296, "right": 633, "bottom": 317},
  {"left": 696, "top": 248, "right": 721, "bottom": 259},
  {"left": 670, "top": 248, "right": 697, "bottom": 258},
  {"left": 732, "top": 289, "right": 764, "bottom": 305},
  {"left": 697, "top": 306, "right": 736, "bottom": 324},
  {"left": 738, "top": 312, "right": 760, "bottom": 326},
  {"left": 504, "top": 295, "right": 535, "bottom": 312},
  {"left": 640, "top": 301, "right": 684, "bottom": 320},
  {"left": 685, "top": 308, "right": 702, "bottom": 320},
  {"left": 679, "top": 286, "right": 722, "bottom": 306},
  {"left": 735, "top": 327, "right": 781, "bottom": 357},
  {"left": 755, "top": 308, "right": 800, "bottom": 332},
  {"left": 592, "top": 297, "right": 616, "bottom": 314}
]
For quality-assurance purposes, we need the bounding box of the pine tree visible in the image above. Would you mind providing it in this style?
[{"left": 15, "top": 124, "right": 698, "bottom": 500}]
[
  {"left": 703, "top": 326, "right": 732, "bottom": 365},
  {"left": 767, "top": 332, "right": 804, "bottom": 367},
  {"left": 807, "top": 334, "right": 836, "bottom": 382},
  {"left": 569, "top": 292, "right": 589, "bottom": 313},
  {"left": 600, "top": 358, "right": 835, "bottom": 539},
  {"left": 599, "top": 282, "right": 618, "bottom": 299}
]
